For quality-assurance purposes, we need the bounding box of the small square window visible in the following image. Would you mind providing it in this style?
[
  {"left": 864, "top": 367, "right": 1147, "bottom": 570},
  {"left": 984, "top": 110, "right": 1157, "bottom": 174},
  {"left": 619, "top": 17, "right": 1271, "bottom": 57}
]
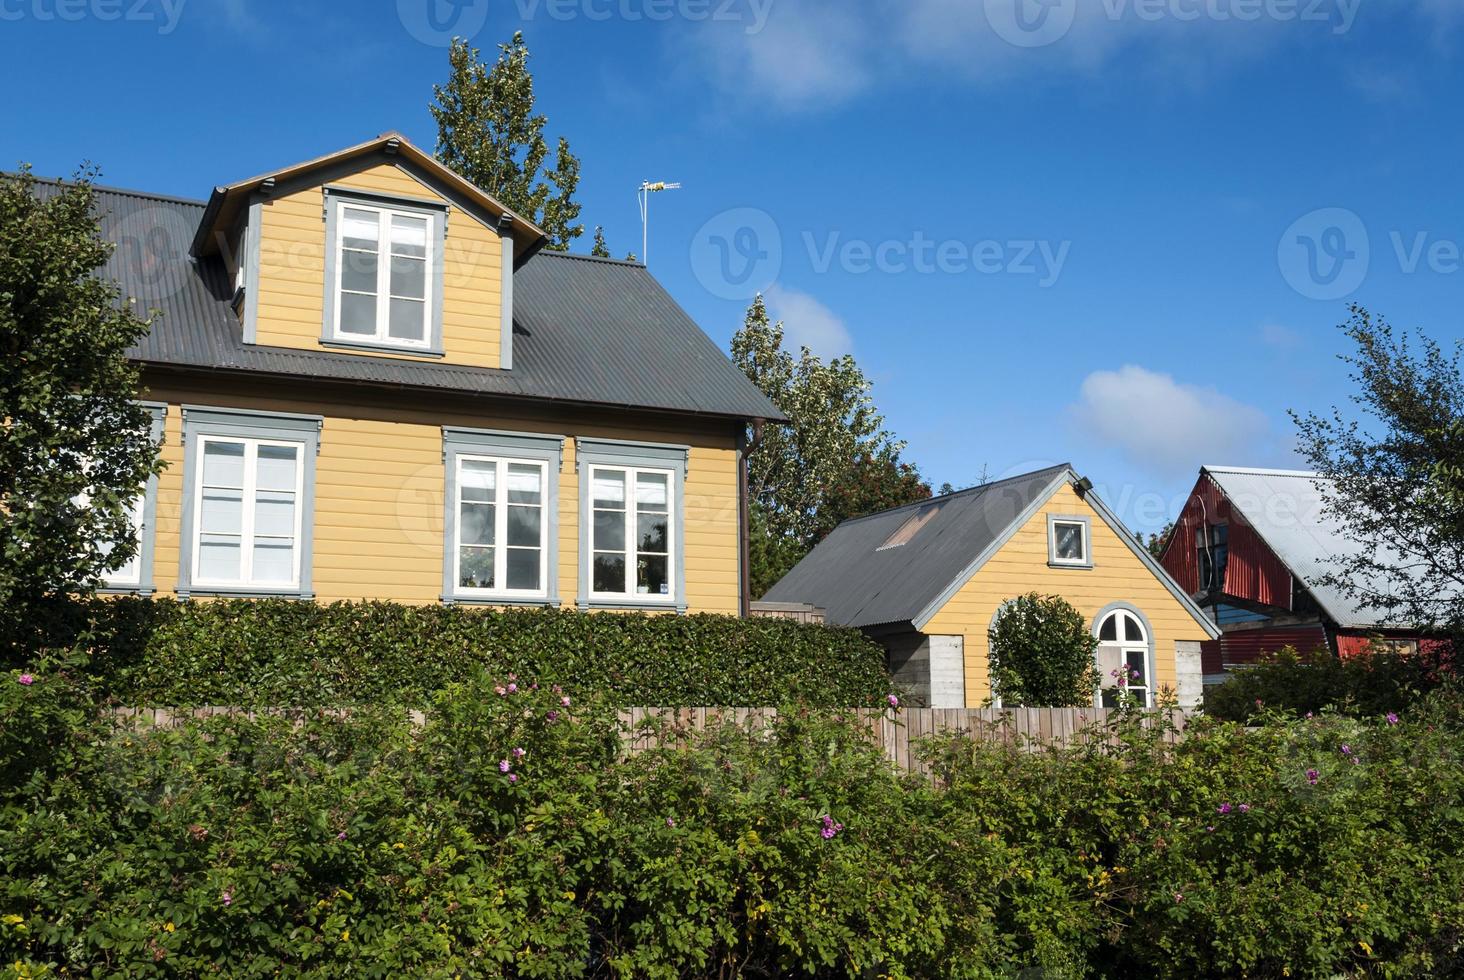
[{"left": 1049, "top": 517, "right": 1090, "bottom": 567}]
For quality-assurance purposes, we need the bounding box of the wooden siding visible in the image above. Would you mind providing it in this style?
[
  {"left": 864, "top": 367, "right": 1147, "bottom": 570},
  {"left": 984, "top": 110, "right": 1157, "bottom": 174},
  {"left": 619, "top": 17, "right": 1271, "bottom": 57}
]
[
  {"left": 144, "top": 378, "right": 740, "bottom": 615},
  {"left": 1160, "top": 474, "right": 1293, "bottom": 610},
  {"left": 252, "top": 162, "right": 504, "bottom": 369},
  {"left": 922, "top": 484, "right": 1214, "bottom": 706}
]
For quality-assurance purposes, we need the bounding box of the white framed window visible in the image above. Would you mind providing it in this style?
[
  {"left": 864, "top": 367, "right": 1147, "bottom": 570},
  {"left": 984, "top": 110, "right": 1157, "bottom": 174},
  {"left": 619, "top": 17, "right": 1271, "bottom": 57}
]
[
  {"left": 104, "top": 493, "right": 146, "bottom": 587},
  {"left": 330, "top": 200, "right": 435, "bottom": 350},
  {"left": 454, "top": 455, "right": 549, "bottom": 598},
  {"left": 588, "top": 464, "right": 675, "bottom": 601},
  {"left": 1097, "top": 608, "right": 1150, "bottom": 708},
  {"left": 1048, "top": 515, "right": 1091, "bottom": 567},
  {"left": 190, "top": 436, "right": 305, "bottom": 590}
]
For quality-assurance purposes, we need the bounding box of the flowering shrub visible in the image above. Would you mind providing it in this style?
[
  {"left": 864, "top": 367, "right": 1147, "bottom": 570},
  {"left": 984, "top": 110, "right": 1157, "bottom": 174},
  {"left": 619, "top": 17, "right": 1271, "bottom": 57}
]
[
  {"left": 6, "top": 597, "right": 892, "bottom": 708},
  {"left": 3, "top": 667, "right": 1463, "bottom": 976}
]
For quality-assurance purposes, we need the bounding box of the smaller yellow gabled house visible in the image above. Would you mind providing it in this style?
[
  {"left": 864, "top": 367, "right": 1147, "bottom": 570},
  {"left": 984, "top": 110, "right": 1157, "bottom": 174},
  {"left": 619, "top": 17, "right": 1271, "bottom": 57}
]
[{"left": 762, "top": 464, "right": 1220, "bottom": 708}]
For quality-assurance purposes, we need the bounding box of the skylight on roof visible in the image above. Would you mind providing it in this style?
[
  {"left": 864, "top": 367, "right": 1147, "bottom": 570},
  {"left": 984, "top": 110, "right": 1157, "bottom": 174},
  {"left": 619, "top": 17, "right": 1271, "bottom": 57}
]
[{"left": 877, "top": 501, "right": 944, "bottom": 551}]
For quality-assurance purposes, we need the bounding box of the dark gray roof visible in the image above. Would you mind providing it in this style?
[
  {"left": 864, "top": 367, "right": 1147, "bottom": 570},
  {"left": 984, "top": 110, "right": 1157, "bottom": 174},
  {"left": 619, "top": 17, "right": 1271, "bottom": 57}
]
[
  {"left": 35, "top": 180, "right": 783, "bottom": 422},
  {"left": 763, "top": 464, "right": 1072, "bottom": 628}
]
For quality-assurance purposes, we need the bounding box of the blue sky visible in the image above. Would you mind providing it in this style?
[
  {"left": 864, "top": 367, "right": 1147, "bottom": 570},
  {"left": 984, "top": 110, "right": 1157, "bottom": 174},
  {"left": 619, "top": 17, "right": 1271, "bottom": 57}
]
[{"left": 3, "top": 0, "right": 1461, "bottom": 532}]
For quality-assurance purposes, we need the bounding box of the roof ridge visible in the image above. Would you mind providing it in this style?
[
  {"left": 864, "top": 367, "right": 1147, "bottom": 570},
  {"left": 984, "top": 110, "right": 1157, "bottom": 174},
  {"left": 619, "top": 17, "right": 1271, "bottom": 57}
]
[
  {"left": 538, "top": 250, "right": 647, "bottom": 268},
  {"left": 835, "top": 462, "right": 1073, "bottom": 529},
  {"left": 1204, "top": 464, "right": 1324, "bottom": 479},
  {"left": 22, "top": 174, "right": 208, "bottom": 208}
]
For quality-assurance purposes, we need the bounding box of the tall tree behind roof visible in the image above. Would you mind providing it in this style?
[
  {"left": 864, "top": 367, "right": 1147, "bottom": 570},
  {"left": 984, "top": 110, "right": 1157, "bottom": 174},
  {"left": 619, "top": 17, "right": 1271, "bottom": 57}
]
[{"left": 431, "top": 33, "right": 583, "bottom": 250}]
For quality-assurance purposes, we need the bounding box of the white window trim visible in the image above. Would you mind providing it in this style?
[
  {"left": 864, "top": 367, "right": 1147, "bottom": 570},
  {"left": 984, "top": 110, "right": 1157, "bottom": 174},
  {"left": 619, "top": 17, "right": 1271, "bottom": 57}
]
[
  {"left": 1048, "top": 514, "right": 1092, "bottom": 568},
  {"left": 328, "top": 199, "right": 436, "bottom": 351},
  {"left": 189, "top": 435, "right": 306, "bottom": 592},
  {"left": 1096, "top": 607, "right": 1153, "bottom": 709},
  {"left": 103, "top": 492, "right": 147, "bottom": 588},
  {"left": 587, "top": 463, "right": 677, "bottom": 605},
  {"left": 452, "top": 454, "right": 551, "bottom": 601}
]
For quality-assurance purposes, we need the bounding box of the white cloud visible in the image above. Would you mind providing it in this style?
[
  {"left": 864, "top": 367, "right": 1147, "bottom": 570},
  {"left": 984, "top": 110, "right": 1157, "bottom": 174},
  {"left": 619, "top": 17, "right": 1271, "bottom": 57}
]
[
  {"left": 764, "top": 285, "right": 854, "bottom": 360},
  {"left": 674, "top": 0, "right": 1421, "bottom": 113},
  {"left": 1072, "top": 365, "right": 1273, "bottom": 473},
  {"left": 1259, "top": 321, "right": 1303, "bottom": 348}
]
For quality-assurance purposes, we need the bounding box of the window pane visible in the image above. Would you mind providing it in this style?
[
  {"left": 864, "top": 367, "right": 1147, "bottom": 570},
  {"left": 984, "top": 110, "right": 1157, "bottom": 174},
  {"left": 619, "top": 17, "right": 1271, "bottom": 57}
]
[
  {"left": 1101, "top": 688, "right": 1120, "bottom": 709},
  {"left": 638, "top": 555, "right": 669, "bottom": 596},
  {"left": 1124, "top": 615, "right": 1144, "bottom": 642},
  {"left": 506, "top": 464, "right": 542, "bottom": 504},
  {"left": 460, "top": 459, "right": 496, "bottom": 502},
  {"left": 637, "top": 511, "right": 667, "bottom": 553},
  {"left": 198, "top": 535, "right": 241, "bottom": 580},
  {"left": 459, "top": 502, "right": 495, "bottom": 547},
  {"left": 342, "top": 208, "right": 379, "bottom": 250},
  {"left": 255, "top": 445, "right": 299, "bottom": 492},
  {"left": 340, "top": 249, "right": 378, "bottom": 295},
  {"left": 390, "top": 256, "right": 426, "bottom": 299},
  {"left": 593, "top": 510, "right": 625, "bottom": 552},
  {"left": 251, "top": 539, "right": 295, "bottom": 584},
  {"left": 593, "top": 553, "right": 626, "bottom": 593},
  {"left": 390, "top": 214, "right": 428, "bottom": 257},
  {"left": 592, "top": 471, "right": 625, "bottom": 507},
  {"left": 1098, "top": 614, "right": 1117, "bottom": 642},
  {"left": 388, "top": 297, "right": 425, "bottom": 341},
  {"left": 1126, "top": 650, "right": 1146, "bottom": 679},
  {"left": 200, "top": 489, "right": 243, "bottom": 535},
  {"left": 507, "top": 505, "right": 540, "bottom": 547},
  {"left": 339, "top": 292, "right": 377, "bottom": 335},
  {"left": 635, "top": 473, "right": 668, "bottom": 508},
  {"left": 506, "top": 548, "right": 540, "bottom": 591},
  {"left": 459, "top": 547, "right": 494, "bottom": 589},
  {"left": 254, "top": 490, "right": 296, "bottom": 537},
  {"left": 1054, "top": 522, "right": 1084, "bottom": 561},
  {"left": 202, "top": 441, "right": 245, "bottom": 488}
]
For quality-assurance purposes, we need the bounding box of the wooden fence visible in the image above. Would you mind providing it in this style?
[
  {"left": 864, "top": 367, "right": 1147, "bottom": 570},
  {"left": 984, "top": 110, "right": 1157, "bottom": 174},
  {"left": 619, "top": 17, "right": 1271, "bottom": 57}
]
[{"left": 109, "top": 705, "right": 1191, "bottom": 772}]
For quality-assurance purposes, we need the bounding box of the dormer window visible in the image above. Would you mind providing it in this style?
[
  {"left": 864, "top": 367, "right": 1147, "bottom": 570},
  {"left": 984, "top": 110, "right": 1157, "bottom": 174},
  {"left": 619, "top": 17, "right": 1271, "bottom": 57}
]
[{"left": 323, "top": 191, "right": 445, "bottom": 355}]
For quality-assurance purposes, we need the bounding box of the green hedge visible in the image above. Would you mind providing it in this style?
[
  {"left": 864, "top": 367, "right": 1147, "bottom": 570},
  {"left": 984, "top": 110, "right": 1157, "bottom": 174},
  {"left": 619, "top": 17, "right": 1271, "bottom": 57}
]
[
  {"left": 10, "top": 598, "right": 892, "bottom": 708},
  {"left": 1204, "top": 645, "right": 1449, "bottom": 723}
]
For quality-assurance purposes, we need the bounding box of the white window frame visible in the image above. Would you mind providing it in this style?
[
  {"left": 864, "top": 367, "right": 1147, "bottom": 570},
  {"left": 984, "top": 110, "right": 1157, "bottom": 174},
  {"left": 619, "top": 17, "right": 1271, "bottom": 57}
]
[
  {"left": 452, "top": 454, "right": 551, "bottom": 601},
  {"left": 104, "top": 491, "right": 147, "bottom": 588},
  {"left": 1097, "top": 609, "right": 1151, "bottom": 708},
  {"left": 329, "top": 199, "right": 436, "bottom": 350},
  {"left": 1048, "top": 515, "right": 1091, "bottom": 568},
  {"left": 189, "top": 435, "right": 306, "bottom": 591},
  {"left": 587, "top": 463, "right": 677, "bottom": 604}
]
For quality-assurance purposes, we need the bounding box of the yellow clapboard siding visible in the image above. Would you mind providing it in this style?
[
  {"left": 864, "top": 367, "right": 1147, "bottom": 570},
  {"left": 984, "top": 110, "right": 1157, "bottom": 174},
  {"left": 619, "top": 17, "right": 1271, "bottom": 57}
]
[
  {"left": 140, "top": 380, "right": 742, "bottom": 616},
  {"left": 249, "top": 160, "right": 503, "bottom": 369},
  {"left": 922, "top": 483, "right": 1211, "bottom": 706}
]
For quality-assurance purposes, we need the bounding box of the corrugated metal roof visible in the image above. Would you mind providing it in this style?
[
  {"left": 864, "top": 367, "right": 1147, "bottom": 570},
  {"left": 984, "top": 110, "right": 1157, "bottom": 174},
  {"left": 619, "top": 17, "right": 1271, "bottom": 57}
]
[
  {"left": 34, "top": 180, "right": 783, "bottom": 422},
  {"left": 1201, "top": 465, "right": 1418, "bottom": 630},
  {"left": 762, "top": 464, "right": 1072, "bottom": 628}
]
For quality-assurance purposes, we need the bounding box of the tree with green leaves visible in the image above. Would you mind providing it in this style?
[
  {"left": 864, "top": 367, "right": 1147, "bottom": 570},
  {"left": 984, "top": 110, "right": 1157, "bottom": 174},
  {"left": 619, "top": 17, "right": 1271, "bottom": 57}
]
[
  {"left": 1144, "top": 522, "right": 1174, "bottom": 559},
  {"left": 732, "top": 295, "right": 928, "bottom": 594},
  {"left": 431, "top": 33, "right": 583, "bottom": 249},
  {"left": 590, "top": 226, "right": 611, "bottom": 258},
  {"left": 1293, "top": 306, "right": 1464, "bottom": 650},
  {"left": 987, "top": 593, "right": 1101, "bottom": 707},
  {"left": 0, "top": 167, "right": 162, "bottom": 644}
]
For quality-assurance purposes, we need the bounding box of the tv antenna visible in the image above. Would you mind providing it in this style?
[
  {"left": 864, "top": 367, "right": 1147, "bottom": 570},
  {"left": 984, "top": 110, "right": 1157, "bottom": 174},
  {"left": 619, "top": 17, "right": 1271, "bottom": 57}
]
[{"left": 637, "top": 180, "right": 681, "bottom": 265}]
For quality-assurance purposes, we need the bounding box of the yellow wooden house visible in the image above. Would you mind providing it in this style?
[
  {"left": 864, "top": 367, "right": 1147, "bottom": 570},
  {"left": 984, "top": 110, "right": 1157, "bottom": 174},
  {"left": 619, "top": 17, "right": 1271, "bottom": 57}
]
[
  {"left": 762, "top": 465, "right": 1221, "bottom": 708},
  {"left": 73, "top": 133, "right": 783, "bottom": 615}
]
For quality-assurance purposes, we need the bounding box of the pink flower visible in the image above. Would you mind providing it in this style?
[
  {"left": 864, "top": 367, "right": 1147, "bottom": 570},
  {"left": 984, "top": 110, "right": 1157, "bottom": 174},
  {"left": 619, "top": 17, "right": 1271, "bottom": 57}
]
[
  {"left": 336, "top": 831, "right": 347, "bottom": 840},
  {"left": 221, "top": 890, "right": 232, "bottom": 907},
  {"left": 1340, "top": 744, "right": 1352, "bottom": 756},
  {"left": 666, "top": 817, "right": 676, "bottom": 828},
  {"left": 887, "top": 694, "right": 900, "bottom": 708},
  {"left": 494, "top": 686, "right": 507, "bottom": 697},
  {"left": 1217, "top": 803, "right": 1232, "bottom": 815},
  {"left": 1386, "top": 713, "right": 1400, "bottom": 725},
  {"left": 508, "top": 773, "right": 518, "bottom": 783},
  {"left": 507, "top": 683, "right": 518, "bottom": 694},
  {"left": 498, "top": 759, "right": 511, "bottom": 773},
  {"left": 512, "top": 747, "right": 526, "bottom": 758},
  {"left": 560, "top": 696, "right": 571, "bottom": 708},
  {"left": 1306, "top": 768, "right": 1320, "bottom": 785},
  {"left": 552, "top": 685, "right": 562, "bottom": 695},
  {"left": 16, "top": 674, "right": 33, "bottom": 686},
  {"left": 546, "top": 710, "right": 559, "bottom": 722},
  {"left": 1238, "top": 804, "right": 1251, "bottom": 813},
  {"left": 1173, "top": 892, "right": 1185, "bottom": 904},
  {"left": 819, "top": 814, "right": 844, "bottom": 840}
]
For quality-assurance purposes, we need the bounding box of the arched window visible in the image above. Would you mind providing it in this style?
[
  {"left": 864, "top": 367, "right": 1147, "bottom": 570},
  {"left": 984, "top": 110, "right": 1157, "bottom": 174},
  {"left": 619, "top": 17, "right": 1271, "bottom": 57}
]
[{"left": 1096, "top": 608, "right": 1150, "bottom": 707}]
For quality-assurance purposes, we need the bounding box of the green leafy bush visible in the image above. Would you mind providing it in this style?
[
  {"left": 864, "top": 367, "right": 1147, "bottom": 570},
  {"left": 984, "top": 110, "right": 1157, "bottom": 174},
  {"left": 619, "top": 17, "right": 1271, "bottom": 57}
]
[
  {"left": 1204, "top": 645, "right": 1447, "bottom": 723},
  {"left": 5, "top": 661, "right": 1463, "bottom": 977},
  {"left": 987, "top": 593, "right": 1100, "bottom": 707},
  {"left": 8, "top": 597, "right": 891, "bottom": 708}
]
